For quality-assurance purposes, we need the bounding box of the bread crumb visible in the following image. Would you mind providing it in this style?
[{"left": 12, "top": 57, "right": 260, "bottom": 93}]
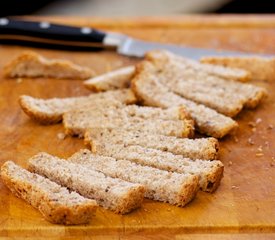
[
  {"left": 248, "top": 121, "right": 256, "bottom": 128},
  {"left": 167, "top": 208, "right": 171, "bottom": 212},
  {"left": 247, "top": 138, "right": 255, "bottom": 145},
  {"left": 252, "top": 127, "right": 257, "bottom": 133},
  {"left": 231, "top": 185, "right": 239, "bottom": 189},
  {"left": 255, "top": 118, "right": 262, "bottom": 125},
  {"left": 255, "top": 153, "right": 264, "bottom": 157},
  {"left": 57, "top": 132, "right": 66, "bottom": 140},
  {"left": 257, "top": 146, "right": 263, "bottom": 152},
  {"left": 16, "top": 78, "right": 23, "bottom": 83},
  {"left": 233, "top": 136, "right": 239, "bottom": 143},
  {"left": 228, "top": 161, "right": 233, "bottom": 166},
  {"left": 267, "top": 124, "right": 274, "bottom": 130}
]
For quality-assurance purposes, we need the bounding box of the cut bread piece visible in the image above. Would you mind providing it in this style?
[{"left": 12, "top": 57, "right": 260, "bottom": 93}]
[
  {"left": 68, "top": 149, "right": 199, "bottom": 207},
  {"left": 84, "top": 128, "right": 219, "bottom": 160},
  {"left": 28, "top": 152, "right": 145, "bottom": 214},
  {"left": 19, "top": 89, "right": 137, "bottom": 124},
  {"left": 200, "top": 56, "right": 275, "bottom": 81},
  {"left": 146, "top": 50, "right": 267, "bottom": 116},
  {"left": 132, "top": 61, "right": 238, "bottom": 138},
  {"left": 4, "top": 51, "right": 94, "bottom": 80},
  {"left": 0, "top": 161, "right": 97, "bottom": 225},
  {"left": 84, "top": 66, "right": 135, "bottom": 91},
  {"left": 63, "top": 110, "right": 194, "bottom": 137},
  {"left": 146, "top": 50, "right": 251, "bottom": 82},
  {"left": 93, "top": 143, "right": 224, "bottom": 193}
]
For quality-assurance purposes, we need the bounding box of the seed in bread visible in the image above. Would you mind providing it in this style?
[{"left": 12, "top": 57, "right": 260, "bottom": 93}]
[
  {"left": 84, "top": 66, "right": 135, "bottom": 91},
  {"left": 146, "top": 50, "right": 251, "bottom": 82},
  {"left": 84, "top": 128, "right": 219, "bottom": 160},
  {"left": 68, "top": 149, "right": 199, "bottom": 207},
  {"left": 4, "top": 51, "right": 94, "bottom": 80},
  {"left": 19, "top": 89, "right": 137, "bottom": 124},
  {"left": 0, "top": 161, "right": 97, "bottom": 225},
  {"left": 131, "top": 61, "right": 238, "bottom": 138},
  {"left": 145, "top": 50, "right": 267, "bottom": 117},
  {"left": 63, "top": 110, "right": 194, "bottom": 137},
  {"left": 200, "top": 56, "right": 275, "bottom": 81},
  {"left": 28, "top": 152, "right": 145, "bottom": 214},
  {"left": 94, "top": 143, "right": 224, "bottom": 193}
]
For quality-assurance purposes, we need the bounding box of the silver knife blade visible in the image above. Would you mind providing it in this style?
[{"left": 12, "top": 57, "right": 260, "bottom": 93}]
[{"left": 113, "top": 35, "right": 273, "bottom": 59}]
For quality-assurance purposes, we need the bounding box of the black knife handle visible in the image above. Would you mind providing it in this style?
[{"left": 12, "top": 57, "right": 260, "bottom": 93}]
[{"left": 0, "top": 18, "right": 115, "bottom": 50}]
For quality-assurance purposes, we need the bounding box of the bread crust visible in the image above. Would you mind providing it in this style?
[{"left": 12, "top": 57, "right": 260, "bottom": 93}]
[
  {"left": 1, "top": 161, "right": 97, "bottom": 225},
  {"left": 4, "top": 51, "right": 94, "bottom": 80}
]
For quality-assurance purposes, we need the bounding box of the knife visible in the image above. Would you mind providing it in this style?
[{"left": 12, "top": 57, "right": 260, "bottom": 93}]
[{"left": 0, "top": 18, "right": 271, "bottom": 59}]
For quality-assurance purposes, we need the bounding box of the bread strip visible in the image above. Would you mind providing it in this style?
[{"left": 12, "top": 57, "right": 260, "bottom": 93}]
[
  {"left": 68, "top": 149, "right": 199, "bottom": 207},
  {"left": 94, "top": 143, "right": 224, "bottom": 193},
  {"left": 4, "top": 51, "right": 94, "bottom": 80},
  {"left": 84, "top": 66, "right": 135, "bottom": 91},
  {"left": 19, "top": 89, "right": 137, "bottom": 124},
  {"left": 63, "top": 110, "right": 194, "bottom": 137},
  {"left": 146, "top": 51, "right": 267, "bottom": 116},
  {"left": 84, "top": 128, "right": 219, "bottom": 160},
  {"left": 28, "top": 153, "right": 145, "bottom": 214},
  {"left": 146, "top": 50, "right": 251, "bottom": 82},
  {"left": 132, "top": 61, "right": 238, "bottom": 138},
  {"left": 1, "top": 161, "right": 97, "bottom": 225},
  {"left": 201, "top": 56, "right": 275, "bottom": 81}
]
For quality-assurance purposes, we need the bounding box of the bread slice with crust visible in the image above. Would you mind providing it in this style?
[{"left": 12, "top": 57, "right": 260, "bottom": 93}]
[
  {"left": 68, "top": 149, "right": 199, "bottom": 207},
  {"left": 28, "top": 152, "right": 145, "bottom": 214},
  {"left": 146, "top": 50, "right": 251, "bottom": 82},
  {"left": 131, "top": 61, "right": 238, "bottom": 138},
  {"left": 93, "top": 143, "right": 224, "bottom": 193},
  {"left": 145, "top": 50, "right": 267, "bottom": 116},
  {"left": 1, "top": 161, "right": 97, "bottom": 225},
  {"left": 84, "top": 66, "right": 135, "bottom": 91},
  {"left": 63, "top": 108, "right": 194, "bottom": 137},
  {"left": 19, "top": 89, "right": 137, "bottom": 124},
  {"left": 4, "top": 51, "right": 94, "bottom": 80},
  {"left": 200, "top": 56, "right": 275, "bottom": 81},
  {"left": 84, "top": 128, "right": 219, "bottom": 160}
]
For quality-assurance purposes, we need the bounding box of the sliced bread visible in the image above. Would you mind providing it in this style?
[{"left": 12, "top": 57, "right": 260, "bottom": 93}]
[
  {"left": 200, "top": 56, "right": 275, "bottom": 81},
  {"left": 0, "top": 161, "right": 97, "bottom": 225},
  {"left": 68, "top": 149, "right": 199, "bottom": 207},
  {"left": 131, "top": 61, "right": 238, "bottom": 138},
  {"left": 146, "top": 50, "right": 251, "bottom": 82},
  {"left": 4, "top": 51, "right": 94, "bottom": 80},
  {"left": 94, "top": 143, "right": 224, "bottom": 192},
  {"left": 84, "top": 128, "right": 219, "bottom": 160},
  {"left": 145, "top": 51, "right": 267, "bottom": 117},
  {"left": 84, "top": 66, "right": 135, "bottom": 91},
  {"left": 28, "top": 152, "right": 145, "bottom": 214},
  {"left": 63, "top": 110, "right": 194, "bottom": 137},
  {"left": 19, "top": 89, "right": 137, "bottom": 124}
]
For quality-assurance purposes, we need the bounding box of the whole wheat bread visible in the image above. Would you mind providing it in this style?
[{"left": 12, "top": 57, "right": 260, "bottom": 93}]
[
  {"left": 131, "top": 61, "right": 238, "bottom": 138},
  {"left": 1, "top": 161, "right": 97, "bottom": 225},
  {"left": 84, "top": 128, "right": 219, "bottom": 160},
  {"left": 28, "top": 152, "right": 145, "bottom": 214},
  {"left": 68, "top": 149, "right": 199, "bottom": 207},
  {"left": 19, "top": 89, "right": 137, "bottom": 124},
  {"left": 4, "top": 51, "right": 94, "bottom": 80},
  {"left": 94, "top": 143, "right": 224, "bottom": 192},
  {"left": 84, "top": 66, "right": 135, "bottom": 91}
]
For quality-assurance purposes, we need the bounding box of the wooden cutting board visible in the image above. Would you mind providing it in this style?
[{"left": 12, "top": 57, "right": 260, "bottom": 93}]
[{"left": 0, "top": 15, "right": 274, "bottom": 239}]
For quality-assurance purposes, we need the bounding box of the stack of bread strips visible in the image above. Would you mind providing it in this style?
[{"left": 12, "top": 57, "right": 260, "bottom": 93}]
[
  {"left": 68, "top": 149, "right": 200, "bottom": 206},
  {"left": 0, "top": 161, "right": 98, "bottom": 225},
  {"left": 131, "top": 61, "right": 238, "bottom": 138},
  {"left": 63, "top": 105, "right": 194, "bottom": 137},
  {"left": 19, "top": 89, "right": 137, "bottom": 124},
  {"left": 84, "top": 128, "right": 219, "bottom": 160},
  {"left": 145, "top": 50, "right": 267, "bottom": 117},
  {"left": 200, "top": 56, "right": 275, "bottom": 81},
  {"left": 93, "top": 143, "right": 224, "bottom": 192},
  {"left": 4, "top": 51, "right": 94, "bottom": 80},
  {"left": 28, "top": 152, "right": 145, "bottom": 214},
  {"left": 84, "top": 66, "right": 135, "bottom": 91}
]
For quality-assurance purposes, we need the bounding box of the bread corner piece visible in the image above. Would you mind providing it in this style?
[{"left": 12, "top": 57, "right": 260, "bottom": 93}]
[
  {"left": 3, "top": 51, "right": 94, "bottom": 80},
  {"left": 0, "top": 161, "right": 97, "bottom": 225}
]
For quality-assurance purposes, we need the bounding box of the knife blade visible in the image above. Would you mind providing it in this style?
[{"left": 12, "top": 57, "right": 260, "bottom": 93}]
[{"left": 0, "top": 18, "right": 272, "bottom": 59}]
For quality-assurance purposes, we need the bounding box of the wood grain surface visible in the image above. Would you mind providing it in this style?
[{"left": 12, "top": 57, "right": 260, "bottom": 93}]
[{"left": 0, "top": 15, "right": 275, "bottom": 239}]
